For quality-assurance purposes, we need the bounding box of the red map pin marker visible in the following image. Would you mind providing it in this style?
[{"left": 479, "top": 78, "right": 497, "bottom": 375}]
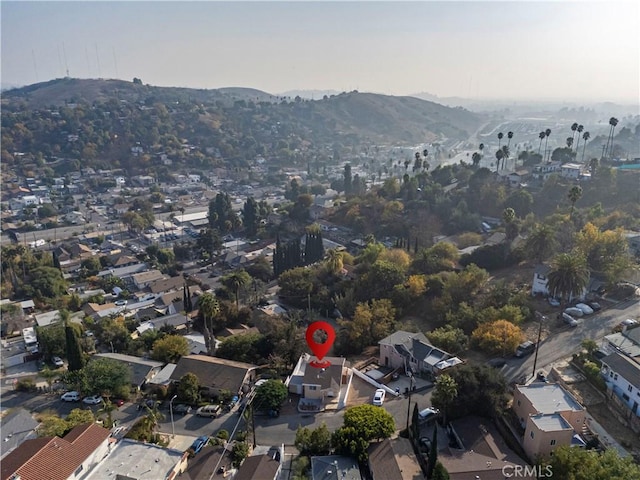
[{"left": 305, "top": 321, "right": 335, "bottom": 368}]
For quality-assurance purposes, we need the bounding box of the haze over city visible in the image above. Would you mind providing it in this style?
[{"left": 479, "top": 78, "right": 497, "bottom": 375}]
[{"left": 2, "top": 1, "right": 639, "bottom": 104}]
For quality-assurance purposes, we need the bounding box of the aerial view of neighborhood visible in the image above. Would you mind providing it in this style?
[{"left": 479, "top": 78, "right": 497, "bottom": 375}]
[{"left": 1, "top": 2, "right": 639, "bottom": 480}]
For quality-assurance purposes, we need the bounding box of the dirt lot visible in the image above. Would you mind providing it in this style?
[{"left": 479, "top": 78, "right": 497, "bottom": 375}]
[{"left": 346, "top": 375, "right": 377, "bottom": 407}]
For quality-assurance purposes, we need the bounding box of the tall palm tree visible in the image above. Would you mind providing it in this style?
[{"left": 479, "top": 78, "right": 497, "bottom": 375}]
[
  {"left": 507, "top": 131, "right": 514, "bottom": 148},
  {"left": 570, "top": 122, "right": 579, "bottom": 149},
  {"left": 608, "top": 117, "right": 619, "bottom": 160},
  {"left": 497, "top": 132, "right": 504, "bottom": 149},
  {"left": 325, "top": 249, "right": 344, "bottom": 275},
  {"left": 501, "top": 145, "right": 510, "bottom": 171},
  {"left": 568, "top": 185, "right": 583, "bottom": 219},
  {"left": 574, "top": 125, "right": 584, "bottom": 155},
  {"left": 547, "top": 252, "right": 589, "bottom": 309},
  {"left": 581, "top": 131, "right": 590, "bottom": 163},
  {"left": 604, "top": 117, "right": 618, "bottom": 160},
  {"left": 544, "top": 129, "right": 552, "bottom": 161},
  {"left": 495, "top": 149, "right": 504, "bottom": 173},
  {"left": 223, "top": 270, "right": 251, "bottom": 309},
  {"left": 566, "top": 137, "right": 573, "bottom": 150},
  {"left": 538, "top": 131, "right": 546, "bottom": 155},
  {"left": 524, "top": 224, "right": 558, "bottom": 264},
  {"left": 197, "top": 292, "right": 220, "bottom": 354}
]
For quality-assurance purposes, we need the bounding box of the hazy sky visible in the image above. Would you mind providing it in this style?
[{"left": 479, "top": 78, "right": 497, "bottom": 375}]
[{"left": 2, "top": 1, "right": 639, "bottom": 103}]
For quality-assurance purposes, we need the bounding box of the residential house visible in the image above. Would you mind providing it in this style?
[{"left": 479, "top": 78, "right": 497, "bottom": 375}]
[
  {"left": 82, "top": 302, "right": 119, "bottom": 319},
  {"left": 96, "top": 262, "right": 148, "bottom": 283},
  {"left": 34, "top": 310, "right": 61, "bottom": 328},
  {"left": 532, "top": 162, "right": 561, "bottom": 181},
  {"left": 531, "top": 263, "right": 588, "bottom": 300},
  {"left": 235, "top": 452, "right": 282, "bottom": 480},
  {"left": 379, "top": 331, "right": 454, "bottom": 375},
  {"left": 135, "top": 312, "right": 189, "bottom": 336},
  {"left": 131, "top": 269, "right": 166, "bottom": 290},
  {"left": 84, "top": 438, "right": 183, "bottom": 480},
  {"left": 601, "top": 325, "right": 640, "bottom": 359},
  {"left": 310, "top": 455, "right": 362, "bottom": 480},
  {"left": 0, "top": 423, "right": 111, "bottom": 480},
  {"left": 507, "top": 169, "right": 531, "bottom": 188},
  {"left": 287, "top": 354, "right": 348, "bottom": 411},
  {"left": 0, "top": 408, "right": 39, "bottom": 459},
  {"left": 112, "top": 203, "right": 129, "bottom": 215},
  {"left": 179, "top": 445, "right": 233, "bottom": 480},
  {"left": 560, "top": 163, "right": 583, "bottom": 179},
  {"left": 216, "top": 324, "right": 260, "bottom": 339},
  {"left": 438, "top": 416, "right": 535, "bottom": 480},
  {"left": 148, "top": 275, "right": 185, "bottom": 298},
  {"left": 601, "top": 352, "right": 640, "bottom": 421},
  {"left": 93, "top": 353, "right": 163, "bottom": 389},
  {"left": 367, "top": 438, "right": 423, "bottom": 480},
  {"left": 512, "top": 383, "right": 586, "bottom": 460},
  {"left": 170, "top": 354, "right": 257, "bottom": 398}
]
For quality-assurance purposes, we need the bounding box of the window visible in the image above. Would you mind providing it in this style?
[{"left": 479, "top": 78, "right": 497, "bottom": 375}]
[
  {"left": 550, "top": 439, "right": 556, "bottom": 445},
  {"left": 622, "top": 394, "right": 630, "bottom": 402},
  {"left": 517, "top": 400, "right": 521, "bottom": 406},
  {"left": 74, "top": 465, "right": 84, "bottom": 476},
  {"left": 530, "top": 431, "right": 534, "bottom": 439},
  {"left": 614, "top": 374, "right": 618, "bottom": 380},
  {"left": 610, "top": 371, "right": 614, "bottom": 377},
  {"left": 308, "top": 385, "right": 317, "bottom": 391},
  {"left": 628, "top": 385, "right": 633, "bottom": 393}
]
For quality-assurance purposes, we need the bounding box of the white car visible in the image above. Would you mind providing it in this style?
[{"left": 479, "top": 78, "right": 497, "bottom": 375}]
[
  {"left": 564, "top": 307, "right": 584, "bottom": 318},
  {"left": 61, "top": 391, "right": 80, "bottom": 402},
  {"left": 562, "top": 312, "right": 579, "bottom": 327},
  {"left": 83, "top": 395, "right": 103, "bottom": 405},
  {"left": 372, "top": 389, "right": 386, "bottom": 406},
  {"left": 548, "top": 297, "right": 560, "bottom": 307},
  {"left": 621, "top": 319, "right": 638, "bottom": 327},
  {"left": 52, "top": 356, "right": 64, "bottom": 367},
  {"left": 575, "top": 303, "right": 594, "bottom": 315},
  {"left": 115, "top": 300, "right": 127, "bottom": 307}
]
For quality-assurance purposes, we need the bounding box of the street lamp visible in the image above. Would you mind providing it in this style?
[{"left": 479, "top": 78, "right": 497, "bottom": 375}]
[{"left": 170, "top": 394, "right": 178, "bottom": 438}]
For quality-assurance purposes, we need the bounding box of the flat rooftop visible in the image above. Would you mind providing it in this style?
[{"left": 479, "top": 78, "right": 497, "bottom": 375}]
[
  {"left": 517, "top": 383, "right": 583, "bottom": 413},
  {"left": 85, "top": 439, "right": 183, "bottom": 479},
  {"left": 530, "top": 413, "right": 572, "bottom": 431}
]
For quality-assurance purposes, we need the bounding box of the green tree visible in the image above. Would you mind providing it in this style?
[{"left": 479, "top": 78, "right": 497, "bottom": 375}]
[
  {"left": 581, "top": 339, "right": 598, "bottom": 356},
  {"left": 431, "top": 374, "right": 458, "bottom": 424},
  {"left": 97, "top": 399, "right": 117, "bottom": 428},
  {"left": 29, "top": 266, "right": 68, "bottom": 299},
  {"left": 568, "top": 185, "right": 583, "bottom": 219},
  {"left": 331, "top": 426, "right": 370, "bottom": 462},
  {"left": 472, "top": 319, "right": 524, "bottom": 357},
  {"left": 343, "top": 298, "right": 396, "bottom": 352},
  {"left": 426, "top": 326, "right": 469, "bottom": 355},
  {"left": 231, "top": 441, "right": 250, "bottom": 468},
  {"left": 325, "top": 249, "right": 344, "bottom": 276},
  {"left": 427, "top": 426, "right": 439, "bottom": 479},
  {"left": 254, "top": 380, "right": 288, "bottom": 411},
  {"left": 524, "top": 223, "right": 558, "bottom": 264},
  {"left": 66, "top": 408, "right": 95, "bottom": 429},
  {"left": 177, "top": 372, "right": 201, "bottom": 405},
  {"left": 547, "top": 445, "right": 640, "bottom": 479},
  {"left": 333, "top": 404, "right": 394, "bottom": 461},
  {"left": 151, "top": 335, "right": 189, "bottom": 363},
  {"left": 64, "top": 312, "right": 84, "bottom": 371},
  {"left": 85, "top": 357, "right": 131, "bottom": 398},
  {"left": 431, "top": 462, "right": 450, "bottom": 480},
  {"left": 294, "top": 423, "right": 332, "bottom": 456},
  {"left": 37, "top": 414, "right": 68, "bottom": 437},
  {"left": 216, "top": 333, "right": 264, "bottom": 364}
]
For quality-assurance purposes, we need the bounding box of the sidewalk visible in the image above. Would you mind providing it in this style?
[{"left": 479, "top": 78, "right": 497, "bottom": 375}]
[{"left": 165, "top": 433, "right": 197, "bottom": 452}]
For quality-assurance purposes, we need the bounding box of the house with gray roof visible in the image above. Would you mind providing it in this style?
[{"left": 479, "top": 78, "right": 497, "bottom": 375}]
[
  {"left": 601, "top": 351, "right": 640, "bottom": 418},
  {"left": 311, "top": 455, "right": 362, "bottom": 480},
  {"left": 0, "top": 408, "right": 39, "bottom": 459},
  {"left": 93, "top": 353, "right": 163, "bottom": 389},
  {"left": 379, "top": 330, "right": 453, "bottom": 375},
  {"left": 603, "top": 325, "right": 640, "bottom": 359}
]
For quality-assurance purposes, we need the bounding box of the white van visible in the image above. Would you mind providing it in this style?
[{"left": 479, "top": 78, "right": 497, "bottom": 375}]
[{"left": 196, "top": 405, "right": 221, "bottom": 418}]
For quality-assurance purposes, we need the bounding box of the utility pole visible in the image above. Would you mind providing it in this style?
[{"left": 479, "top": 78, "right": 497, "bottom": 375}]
[
  {"left": 405, "top": 374, "right": 414, "bottom": 432},
  {"left": 532, "top": 312, "right": 545, "bottom": 378}
]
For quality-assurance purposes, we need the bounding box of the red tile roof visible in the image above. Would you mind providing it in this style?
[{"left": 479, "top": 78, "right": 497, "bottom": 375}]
[{"left": 1, "top": 423, "right": 110, "bottom": 480}]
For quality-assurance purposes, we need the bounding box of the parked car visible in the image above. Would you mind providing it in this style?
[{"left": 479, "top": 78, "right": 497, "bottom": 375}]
[
  {"left": 372, "top": 389, "right": 386, "bottom": 406},
  {"left": 83, "top": 395, "right": 103, "bottom": 405},
  {"left": 548, "top": 297, "right": 560, "bottom": 307},
  {"left": 51, "top": 356, "right": 64, "bottom": 368},
  {"left": 173, "top": 404, "right": 192, "bottom": 414},
  {"left": 418, "top": 407, "right": 440, "bottom": 423},
  {"left": 115, "top": 300, "right": 127, "bottom": 307},
  {"left": 515, "top": 341, "right": 536, "bottom": 358},
  {"left": 190, "top": 435, "right": 209, "bottom": 455},
  {"left": 487, "top": 358, "right": 507, "bottom": 368},
  {"left": 113, "top": 398, "right": 125, "bottom": 407},
  {"left": 587, "top": 302, "right": 602, "bottom": 311},
  {"left": 621, "top": 319, "right": 638, "bottom": 327},
  {"left": 562, "top": 312, "right": 579, "bottom": 327},
  {"left": 575, "top": 303, "right": 594, "bottom": 315},
  {"left": 196, "top": 405, "right": 221, "bottom": 418},
  {"left": 564, "top": 307, "right": 584, "bottom": 318},
  {"left": 61, "top": 391, "right": 80, "bottom": 402}
]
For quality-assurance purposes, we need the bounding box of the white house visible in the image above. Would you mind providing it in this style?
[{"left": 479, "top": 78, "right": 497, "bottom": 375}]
[
  {"left": 560, "top": 163, "right": 583, "bottom": 179},
  {"left": 601, "top": 351, "right": 640, "bottom": 417},
  {"left": 532, "top": 162, "right": 561, "bottom": 181}
]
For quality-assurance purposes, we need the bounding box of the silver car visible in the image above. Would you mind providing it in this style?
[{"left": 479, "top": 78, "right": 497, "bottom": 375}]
[{"left": 562, "top": 312, "right": 578, "bottom": 327}]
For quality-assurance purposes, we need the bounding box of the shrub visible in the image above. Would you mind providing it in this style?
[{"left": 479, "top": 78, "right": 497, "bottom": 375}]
[{"left": 16, "top": 378, "right": 37, "bottom": 392}]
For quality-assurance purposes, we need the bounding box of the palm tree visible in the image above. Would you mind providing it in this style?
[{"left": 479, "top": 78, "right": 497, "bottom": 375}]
[
  {"left": 507, "top": 131, "right": 514, "bottom": 148},
  {"left": 501, "top": 145, "right": 510, "bottom": 171},
  {"left": 524, "top": 224, "right": 558, "bottom": 264},
  {"left": 608, "top": 117, "right": 619, "bottom": 160},
  {"left": 547, "top": 252, "right": 589, "bottom": 309},
  {"left": 538, "top": 131, "right": 546, "bottom": 155},
  {"left": 223, "top": 270, "right": 251, "bottom": 309},
  {"left": 497, "top": 132, "right": 504, "bottom": 149},
  {"left": 581, "top": 131, "right": 590, "bottom": 163},
  {"left": 544, "top": 129, "right": 552, "bottom": 161},
  {"left": 570, "top": 122, "right": 579, "bottom": 149},
  {"left": 604, "top": 117, "right": 618, "bottom": 160},
  {"left": 98, "top": 399, "right": 118, "bottom": 428},
  {"left": 566, "top": 137, "right": 573, "bottom": 150},
  {"left": 197, "top": 292, "right": 220, "bottom": 354},
  {"left": 568, "top": 185, "right": 583, "bottom": 219},
  {"left": 325, "top": 249, "right": 344, "bottom": 276},
  {"left": 471, "top": 152, "right": 481, "bottom": 167},
  {"left": 431, "top": 374, "right": 458, "bottom": 425},
  {"left": 495, "top": 149, "right": 504, "bottom": 173},
  {"left": 574, "top": 125, "right": 584, "bottom": 155}
]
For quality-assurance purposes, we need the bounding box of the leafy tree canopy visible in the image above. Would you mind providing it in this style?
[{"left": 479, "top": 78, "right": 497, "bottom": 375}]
[{"left": 254, "top": 380, "right": 288, "bottom": 411}]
